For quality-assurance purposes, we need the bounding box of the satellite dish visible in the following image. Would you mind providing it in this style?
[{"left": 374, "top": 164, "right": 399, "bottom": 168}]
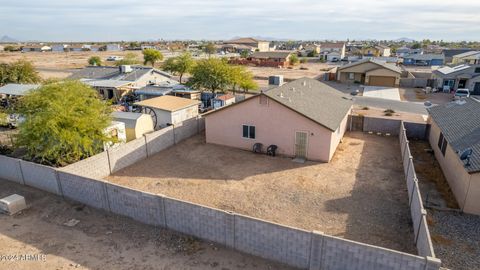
[
  {"left": 460, "top": 148, "right": 473, "bottom": 167},
  {"left": 424, "top": 101, "right": 432, "bottom": 107}
]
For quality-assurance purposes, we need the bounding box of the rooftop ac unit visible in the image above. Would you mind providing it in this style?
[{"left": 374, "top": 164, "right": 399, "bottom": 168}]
[{"left": 268, "top": 75, "right": 284, "bottom": 86}]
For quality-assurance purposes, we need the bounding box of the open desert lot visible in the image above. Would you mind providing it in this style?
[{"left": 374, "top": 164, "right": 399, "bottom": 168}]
[
  {"left": 0, "top": 180, "right": 294, "bottom": 270},
  {"left": 106, "top": 131, "right": 416, "bottom": 253}
]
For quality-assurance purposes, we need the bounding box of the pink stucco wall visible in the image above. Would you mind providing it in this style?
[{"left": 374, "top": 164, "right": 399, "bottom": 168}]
[{"left": 205, "top": 95, "right": 350, "bottom": 162}]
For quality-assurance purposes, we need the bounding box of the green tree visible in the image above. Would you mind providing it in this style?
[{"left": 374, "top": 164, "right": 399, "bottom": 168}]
[
  {"left": 15, "top": 81, "right": 113, "bottom": 166},
  {"left": 240, "top": 50, "right": 249, "bottom": 58},
  {"left": 229, "top": 65, "right": 258, "bottom": 93},
  {"left": 289, "top": 54, "right": 299, "bottom": 65},
  {"left": 143, "top": 48, "right": 164, "bottom": 66},
  {"left": 188, "top": 58, "right": 231, "bottom": 93},
  {"left": 411, "top": 42, "right": 422, "bottom": 49},
  {"left": 0, "top": 59, "right": 41, "bottom": 85},
  {"left": 162, "top": 52, "right": 196, "bottom": 83},
  {"left": 204, "top": 43, "right": 217, "bottom": 56},
  {"left": 88, "top": 56, "right": 102, "bottom": 66},
  {"left": 115, "top": 53, "right": 140, "bottom": 66}
]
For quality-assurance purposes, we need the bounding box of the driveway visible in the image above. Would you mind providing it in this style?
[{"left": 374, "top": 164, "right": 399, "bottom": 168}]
[
  {"left": 353, "top": 96, "right": 427, "bottom": 115},
  {"left": 363, "top": 86, "right": 401, "bottom": 101}
]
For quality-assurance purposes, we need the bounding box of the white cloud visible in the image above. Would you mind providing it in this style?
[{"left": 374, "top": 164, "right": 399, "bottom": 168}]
[{"left": 1, "top": 0, "right": 479, "bottom": 41}]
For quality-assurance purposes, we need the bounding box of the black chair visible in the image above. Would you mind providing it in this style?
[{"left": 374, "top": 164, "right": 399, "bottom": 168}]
[
  {"left": 253, "top": 143, "right": 263, "bottom": 153},
  {"left": 267, "top": 145, "right": 278, "bottom": 156}
]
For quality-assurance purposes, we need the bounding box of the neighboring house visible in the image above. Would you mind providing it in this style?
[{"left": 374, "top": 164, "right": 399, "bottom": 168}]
[
  {"left": 0, "top": 83, "right": 40, "bottom": 98},
  {"left": 204, "top": 78, "right": 352, "bottom": 162},
  {"left": 337, "top": 59, "right": 402, "bottom": 87},
  {"left": 21, "top": 45, "right": 51, "bottom": 52},
  {"left": 69, "top": 65, "right": 175, "bottom": 101},
  {"left": 51, "top": 44, "right": 66, "bottom": 52},
  {"left": 375, "top": 45, "right": 391, "bottom": 57},
  {"left": 134, "top": 95, "right": 200, "bottom": 129},
  {"left": 299, "top": 44, "right": 320, "bottom": 56},
  {"left": 319, "top": 42, "right": 346, "bottom": 60},
  {"left": 452, "top": 51, "right": 480, "bottom": 65},
  {"left": 402, "top": 54, "right": 444, "bottom": 66},
  {"left": 211, "top": 94, "right": 235, "bottom": 109},
  {"left": 395, "top": 47, "right": 422, "bottom": 57},
  {"left": 112, "top": 111, "right": 154, "bottom": 142},
  {"left": 84, "top": 44, "right": 103, "bottom": 51},
  {"left": 222, "top": 37, "right": 270, "bottom": 52},
  {"left": 442, "top": 48, "right": 475, "bottom": 64},
  {"left": 233, "top": 51, "right": 293, "bottom": 67},
  {"left": 427, "top": 98, "right": 480, "bottom": 215},
  {"left": 0, "top": 45, "right": 4, "bottom": 51},
  {"left": 68, "top": 45, "right": 85, "bottom": 52},
  {"left": 432, "top": 64, "right": 480, "bottom": 94},
  {"left": 106, "top": 44, "right": 122, "bottom": 51}
]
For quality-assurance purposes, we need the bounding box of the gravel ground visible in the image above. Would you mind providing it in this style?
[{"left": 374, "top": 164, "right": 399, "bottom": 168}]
[
  {"left": 107, "top": 132, "right": 415, "bottom": 253},
  {"left": 410, "top": 140, "right": 480, "bottom": 270},
  {"left": 0, "top": 180, "right": 294, "bottom": 270}
]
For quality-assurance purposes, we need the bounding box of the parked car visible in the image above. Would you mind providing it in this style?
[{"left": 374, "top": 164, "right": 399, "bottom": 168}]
[
  {"left": 453, "top": 89, "right": 470, "bottom": 100},
  {"left": 106, "top": 56, "right": 123, "bottom": 61}
]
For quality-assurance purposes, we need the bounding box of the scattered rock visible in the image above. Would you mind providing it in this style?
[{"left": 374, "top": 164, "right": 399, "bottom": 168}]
[{"left": 63, "top": 219, "right": 80, "bottom": 227}]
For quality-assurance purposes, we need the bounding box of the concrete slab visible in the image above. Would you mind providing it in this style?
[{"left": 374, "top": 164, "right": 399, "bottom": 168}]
[{"left": 363, "top": 86, "right": 401, "bottom": 101}]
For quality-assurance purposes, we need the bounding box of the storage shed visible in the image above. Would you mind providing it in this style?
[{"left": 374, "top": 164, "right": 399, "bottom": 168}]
[
  {"left": 134, "top": 95, "right": 200, "bottom": 129},
  {"left": 112, "top": 111, "right": 154, "bottom": 141}
]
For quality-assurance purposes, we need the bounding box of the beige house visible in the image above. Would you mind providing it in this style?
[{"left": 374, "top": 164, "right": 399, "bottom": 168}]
[
  {"left": 112, "top": 111, "right": 154, "bottom": 141},
  {"left": 319, "top": 42, "right": 346, "bottom": 60},
  {"left": 337, "top": 59, "right": 402, "bottom": 87},
  {"left": 427, "top": 98, "right": 480, "bottom": 215},
  {"left": 134, "top": 95, "right": 200, "bottom": 129},
  {"left": 204, "top": 78, "right": 352, "bottom": 162},
  {"left": 222, "top": 37, "right": 270, "bottom": 52}
]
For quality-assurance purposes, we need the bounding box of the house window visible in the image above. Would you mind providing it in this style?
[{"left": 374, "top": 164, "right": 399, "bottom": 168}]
[
  {"left": 438, "top": 132, "right": 448, "bottom": 156},
  {"left": 242, "top": 125, "right": 255, "bottom": 139},
  {"left": 348, "top": 73, "right": 355, "bottom": 80},
  {"left": 475, "top": 67, "right": 480, "bottom": 73}
]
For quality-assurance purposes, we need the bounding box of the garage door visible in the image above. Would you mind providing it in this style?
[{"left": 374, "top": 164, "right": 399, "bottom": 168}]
[{"left": 369, "top": 76, "right": 396, "bottom": 87}]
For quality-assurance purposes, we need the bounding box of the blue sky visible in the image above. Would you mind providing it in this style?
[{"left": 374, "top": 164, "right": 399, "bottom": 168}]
[{"left": 2, "top": 0, "right": 479, "bottom": 41}]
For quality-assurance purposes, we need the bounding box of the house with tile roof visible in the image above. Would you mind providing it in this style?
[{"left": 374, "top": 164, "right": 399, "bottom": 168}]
[
  {"left": 427, "top": 97, "right": 480, "bottom": 215},
  {"left": 432, "top": 64, "right": 480, "bottom": 94},
  {"left": 222, "top": 37, "right": 270, "bottom": 53},
  {"left": 204, "top": 78, "right": 352, "bottom": 162}
]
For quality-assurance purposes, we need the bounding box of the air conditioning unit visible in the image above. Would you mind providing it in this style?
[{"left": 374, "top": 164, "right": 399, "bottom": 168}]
[
  {"left": 0, "top": 194, "right": 27, "bottom": 215},
  {"left": 268, "top": 75, "right": 284, "bottom": 86},
  {"left": 119, "top": 65, "right": 133, "bottom": 73}
]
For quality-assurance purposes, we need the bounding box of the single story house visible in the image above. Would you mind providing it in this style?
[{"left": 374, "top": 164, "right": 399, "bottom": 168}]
[
  {"left": 432, "top": 64, "right": 480, "bottom": 94},
  {"left": 402, "top": 54, "right": 444, "bottom": 66},
  {"left": 223, "top": 37, "right": 270, "bottom": 52},
  {"left": 443, "top": 48, "right": 475, "bottom": 64},
  {"left": 247, "top": 51, "right": 293, "bottom": 67},
  {"left": 134, "top": 95, "right": 200, "bottom": 129},
  {"left": 0, "top": 83, "right": 40, "bottom": 97},
  {"left": 375, "top": 45, "right": 391, "bottom": 57},
  {"left": 21, "top": 45, "right": 51, "bottom": 52},
  {"left": 319, "top": 42, "right": 346, "bottom": 60},
  {"left": 106, "top": 44, "right": 122, "bottom": 51},
  {"left": 452, "top": 51, "right": 480, "bottom": 65},
  {"left": 204, "top": 78, "right": 352, "bottom": 162},
  {"left": 395, "top": 47, "right": 423, "bottom": 57},
  {"left": 69, "top": 65, "right": 175, "bottom": 101},
  {"left": 51, "top": 44, "right": 66, "bottom": 52},
  {"left": 112, "top": 111, "right": 154, "bottom": 141},
  {"left": 337, "top": 59, "right": 402, "bottom": 87},
  {"left": 427, "top": 98, "right": 480, "bottom": 215},
  {"left": 211, "top": 94, "right": 235, "bottom": 109},
  {"left": 358, "top": 45, "right": 391, "bottom": 57}
]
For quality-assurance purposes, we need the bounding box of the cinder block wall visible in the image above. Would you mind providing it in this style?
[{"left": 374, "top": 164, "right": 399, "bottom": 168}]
[
  {"left": 59, "top": 151, "right": 111, "bottom": 179},
  {"left": 107, "top": 137, "right": 147, "bottom": 173},
  {"left": 0, "top": 155, "right": 24, "bottom": 184},
  {"left": 20, "top": 160, "right": 61, "bottom": 195}
]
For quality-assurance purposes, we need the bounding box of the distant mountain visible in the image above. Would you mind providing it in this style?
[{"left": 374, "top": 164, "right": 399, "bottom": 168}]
[
  {"left": 394, "top": 37, "right": 416, "bottom": 43},
  {"left": 0, "top": 35, "right": 18, "bottom": 43}
]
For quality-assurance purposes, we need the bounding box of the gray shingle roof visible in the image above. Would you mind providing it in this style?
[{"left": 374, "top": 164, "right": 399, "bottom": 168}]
[
  {"left": 338, "top": 59, "right": 402, "bottom": 74},
  {"left": 427, "top": 98, "right": 480, "bottom": 173},
  {"left": 404, "top": 54, "right": 444, "bottom": 61},
  {"left": 0, "top": 83, "right": 40, "bottom": 96},
  {"left": 264, "top": 78, "right": 352, "bottom": 131},
  {"left": 68, "top": 66, "right": 172, "bottom": 82}
]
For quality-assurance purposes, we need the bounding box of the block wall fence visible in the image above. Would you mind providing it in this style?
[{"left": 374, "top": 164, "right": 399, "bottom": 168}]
[{"left": 0, "top": 116, "right": 441, "bottom": 270}]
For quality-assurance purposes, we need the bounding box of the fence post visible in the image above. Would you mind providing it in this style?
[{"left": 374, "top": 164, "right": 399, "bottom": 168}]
[
  {"left": 143, "top": 135, "right": 149, "bottom": 158},
  {"left": 309, "top": 231, "right": 325, "bottom": 270},
  {"left": 405, "top": 155, "right": 413, "bottom": 181},
  {"left": 409, "top": 177, "right": 418, "bottom": 206},
  {"left": 225, "top": 211, "right": 235, "bottom": 249},
  {"left": 415, "top": 209, "right": 427, "bottom": 244}
]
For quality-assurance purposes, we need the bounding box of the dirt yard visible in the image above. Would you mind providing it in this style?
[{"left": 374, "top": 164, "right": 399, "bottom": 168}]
[
  {"left": 106, "top": 132, "right": 415, "bottom": 253},
  {"left": 0, "top": 180, "right": 294, "bottom": 270},
  {"left": 399, "top": 88, "right": 452, "bottom": 104},
  {"left": 409, "top": 140, "right": 480, "bottom": 270},
  {"left": 352, "top": 106, "right": 427, "bottom": 123}
]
